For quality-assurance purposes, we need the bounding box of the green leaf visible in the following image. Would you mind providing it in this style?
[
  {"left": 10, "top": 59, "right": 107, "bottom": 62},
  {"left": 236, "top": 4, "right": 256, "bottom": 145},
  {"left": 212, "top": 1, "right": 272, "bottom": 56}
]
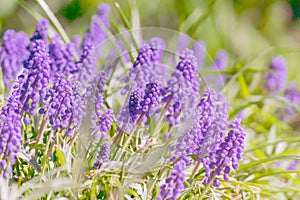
[
  {"left": 237, "top": 155, "right": 300, "bottom": 172},
  {"left": 238, "top": 73, "right": 249, "bottom": 98},
  {"left": 55, "top": 146, "right": 66, "bottom": 166}
]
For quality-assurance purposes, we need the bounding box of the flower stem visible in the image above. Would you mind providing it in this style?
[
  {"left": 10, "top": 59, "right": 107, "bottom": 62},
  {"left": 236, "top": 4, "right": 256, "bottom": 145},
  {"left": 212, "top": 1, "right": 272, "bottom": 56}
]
[
  {"left": 36, "top": 0, "right": 70, "bottom": 43},
  {"left": 190, "top": 160, "right": 201, "bottom": 181},
  {"left": 152, "top": 94, "right": 173, "bottom": 137},
  {"left": 116, "top": 112, "right": 145, "bottom": 161}
]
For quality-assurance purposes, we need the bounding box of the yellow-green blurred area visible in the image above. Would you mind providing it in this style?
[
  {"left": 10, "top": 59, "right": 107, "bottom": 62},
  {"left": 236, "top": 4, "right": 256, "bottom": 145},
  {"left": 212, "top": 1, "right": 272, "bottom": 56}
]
[{"left": 1, "top": 0, "right": 300, "bottom": 83}]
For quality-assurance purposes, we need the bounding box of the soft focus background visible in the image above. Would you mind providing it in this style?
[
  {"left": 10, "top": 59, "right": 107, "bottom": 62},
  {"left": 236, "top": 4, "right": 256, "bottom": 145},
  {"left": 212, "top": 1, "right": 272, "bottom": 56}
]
[{"left": 0, "top": 0, "right": 300, "bottom": 84}]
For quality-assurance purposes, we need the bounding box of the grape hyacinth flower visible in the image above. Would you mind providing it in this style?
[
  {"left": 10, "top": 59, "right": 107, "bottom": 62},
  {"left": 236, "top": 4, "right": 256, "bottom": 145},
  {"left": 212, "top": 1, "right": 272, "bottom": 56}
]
[
  {"left": 164, "top": 49, "right": 200, "bottom": 127},
  {"left": 73, "top": 42, "right": 97, "bottom": 88},
  {"left": 140, "top": 83, "right": 161, "bottom": 115},
  {"left": 202, "top": 118, "right": 245, "bottom": 187},
  {"left": 0, "top": 90, "right": 23, "bottom": 178},
  {"left": 90, "top": 3, "right": 110, "bottom": 46},
  {"left": 213, "top": 50, "right": 228, "bottom": 71},
  {"left": 122, "top": 38, "right": 166, "bottom": 94},
  {"left": 0, "top": 30, "right": 29, "bottom": 89},
  {"left": 204, "top": 50, "right": 228, "bottom": 90},
  {"left": 89, "top": 72, "right": 114, "bottom": 139},
  {"left": 264, "top": 56, "right": 287, "bottom": 93},
  {"left": 128, "top": 90, "right": 142, "bottom": 123},
  {"left": 0, "top": 20, "right": 51, "bottom": 178},
  {"left": 72, "top": 81, "right": 88, "bottom": 129},
  {"left": 158, "top": 156, "right": 189, "bottom": 200},
  {"left": 40, "top": 77, "right": 74, "bottom": 133},
  {"left": 93, "top": 141, "right": 111, "bottom": 168},
  {"left": 186, "top": 91, "right": 228, "bottom": 159},
  {"left": 48, "top": 34, "right": 77, "bottom": 79},
  {"left": 176, "top": 34, "right": 190, "bottom": 53},
  {"left": 83, "top": 3, "right": 110, "bottom": 54},
  {"left": 30, "top": 19, "right": 49, "bottom": 42},
  {"left": 20, "top": 39, "right": 51, "bottom": 116},
  {"left": 169, "top": 90, "right": 229, "bottom": 174}
]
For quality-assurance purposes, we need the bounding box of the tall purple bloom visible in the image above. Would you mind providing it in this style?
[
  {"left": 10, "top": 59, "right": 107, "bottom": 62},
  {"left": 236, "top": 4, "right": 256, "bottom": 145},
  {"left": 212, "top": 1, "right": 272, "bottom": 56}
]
[
  {"left": 0, "top": 19, "right": 51, "bottom": 178},
  {"left": 89, "top": 71, "right": 114, "bottom": 139},
  {"left": 72, "top": 81, "right": 88, "bottom": 129},
  {"left": 214, "top": 50, "right": 228, "bottom": 82},
  {"left": 176, "top": 34, "right": 190, "bottom": 54},
  {"left": 171, "top": 90, "right": 229, "bottom": 162},
  {"left": 20, "top": 39, "right": 51, "bottom": 116},
  {"left": 213, "top": 50, "right": 228, "bottom": 71},
  {"left": 264, "top": 56, "right": 287, "bottom": 92},
  {"left": 128, "top": 90, "right": 142, "bottom": 123},
  {"left": 83, "top": 3, "right": 110, "bottom": 53},
  {"left": 122, "top": 38, "right": 166, "bottom": 94},
  {"left": 90, "top": 3, "right": 110, "bottom": 46},
  {"left": 93, "top": 141, "right": 111, "bottom": 168},
  {"left": 40, "top": 76, "right": 74, "bottom": 134},
  {"left": 0, "top": 30, "right": 29, "bottom": 89},
  {"left": 30, "top": 19, "right": 49, "bottom": 42},
  {"left": 164, "top": 49, "right": 200, "bottom": 127},
  {"left": 73, "top": 42, "right": 97, "bottom": 87},
  {"left": 140, "top": 83, "right": 161, "bottom": 115},
  {"left": 0, "top": 85, "right": 22, "bottom": 178},
  {"left": 205, "top": 50, "right": 228, "bottom": 88},
  {"left": 158, "top": 156, "right": 189, "bottom": 200},
  {"left": 202, "top": 118, "right": 245, "bottom": 187},
  {"left": 48, "top": 34, "right": 77, "bottom": 79}
]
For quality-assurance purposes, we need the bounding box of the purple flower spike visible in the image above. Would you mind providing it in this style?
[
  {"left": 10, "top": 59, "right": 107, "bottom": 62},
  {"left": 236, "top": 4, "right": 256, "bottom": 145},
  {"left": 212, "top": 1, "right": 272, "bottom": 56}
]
[
  {"left": 128, "top": 90, "right": 142, "bottom": 123},
  {"left": 31, "top": 19, "right": 49, "bottom": 42},
  {"left": 170, "top": 90, "right": 229, "bottom": 161},
  {"left": 0, "top": 30, "right": 29, "bottom": 89},
  {"left": 141, "top": 83, "right": 161, "bottom": 113},
  {"left": 73, "top": 42, "right": 97, "bottom": 87},
  {"left": 90, "top": 3, "right": 110, "bottom": 46},
  {"left": 164, "top": 49, "right": 200, "bottom": 127},
  {"left": 203, "top": 118, "right": 245, "bottom": 187},
  {"left": 264, "top": 56, "right": 287, "bottom": 93},
  {"left": 49, "top": 34, "right": 77, "bottom": 79},
  {"left": 88, "top": 71, "right": 115, "bottom": 139},
  {"left": 20, "top": 39, "right": 51, "bottom": 115},
  {"left": 93, "top": 141, "right": 111, "bottom": 168},
  {"left": 42, "top": 77, "right": 74, "bottom": 132},
  {"left": 0, "top": 97, "right": 22, "bottom": 177},
  {"left": 82, "top": 3, "right": 110, "bottom": 53},
  {"left": 123, "top": 39, "right": 166, "bottom": 94},
  {"left": 133, "top": 44, "right": 156, "bottom": 68},
  {"left": 150, "top": 37, "right": 166, "bottom": 63},
  {"left": 158, "top": 156, "right": 189, "bottom": 200}
]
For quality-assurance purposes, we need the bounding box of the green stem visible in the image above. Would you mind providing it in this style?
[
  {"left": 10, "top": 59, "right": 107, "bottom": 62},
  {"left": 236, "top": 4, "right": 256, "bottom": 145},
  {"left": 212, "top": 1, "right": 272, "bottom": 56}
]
[
  {"left": 152, "top": 94, "right": 173, "bottom": 137},
  {"left": 116, "top": 112, "right": 145, "bottom": 161},
  {"left": 36, "top": 0, "right": 70, "bottom": 43},
  {"left": 190, "top": 160, "right": 201, "bottom": 181},
  {"left": 114, "top": 2, "right": 139, "bottom": 49},
  {"left": 41, "top": 130, "right": 54, "bottom": 173}
]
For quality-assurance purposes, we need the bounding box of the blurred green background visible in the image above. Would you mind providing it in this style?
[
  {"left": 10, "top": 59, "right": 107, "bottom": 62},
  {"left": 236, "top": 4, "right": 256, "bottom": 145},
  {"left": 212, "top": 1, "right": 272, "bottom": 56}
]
[{"left": 1, "top": 0, "right": 300, "bottom": 83}]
